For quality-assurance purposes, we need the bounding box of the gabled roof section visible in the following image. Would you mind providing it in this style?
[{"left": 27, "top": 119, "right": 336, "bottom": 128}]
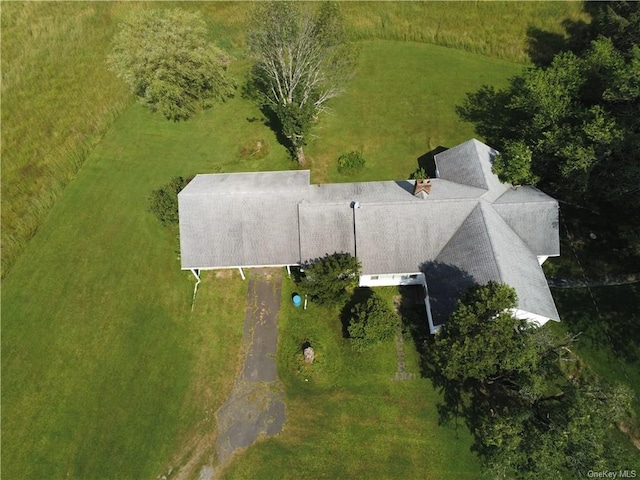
[
  {"left": 178, "top": 171, "right": 308, "bottom": 269},
  {"left": 179, "top": 194, "right": 301, "bottom": 269},
  {"left": 493, "top": 187, "right": 560, "bottom": 257},
  {"left": 355, "top": 200, "right": 478, "bottom": 275},
  {"left": 480, "top": 202, "right": 559, "bottom": 321},
  {"left": 434, "top": 139, "right": 510, "bottom": 201},
  {"left": 427, "top": 201, "right": 559, "bottom": 325}
]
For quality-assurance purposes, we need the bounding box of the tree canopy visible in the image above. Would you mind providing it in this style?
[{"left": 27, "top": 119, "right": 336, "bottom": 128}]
[
  {"left": 107, "top": 8, "right": 235, "bottom": 121},
  {"left": 431, "top": 282, "right": 634, "bottom": 477},
  {"left": 248, "top": 2, "right": 356, "bottom": 163},
  {"left": 457, "top": 2, "right": 640, "bottom": 250},
  {"left": 299, "top": 253, "right": 360, "bottom": 307}
]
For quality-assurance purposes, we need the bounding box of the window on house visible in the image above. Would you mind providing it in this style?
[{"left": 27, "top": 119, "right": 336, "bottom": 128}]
[
  {"left": 409, "top": 274, "right": 418, "bottom": 279},
  {"left": 371, "top": 275, "right": 379, "bottom": 280}
]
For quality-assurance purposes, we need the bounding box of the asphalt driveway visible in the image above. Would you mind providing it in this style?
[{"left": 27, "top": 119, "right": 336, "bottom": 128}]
[{"left": 213, "top": 268, "right": 285, "bottom": 471}]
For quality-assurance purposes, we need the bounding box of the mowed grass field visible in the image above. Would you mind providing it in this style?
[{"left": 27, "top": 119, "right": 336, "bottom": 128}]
[
  {"left": 2, "top": 41, "right": 520, "bottom": 479},
  {"left": 220, "top": 282, "right": 481, "bottom": 479},
  {"left": 1, "top": 1, "right": 589, "bottom": 277},
  {"left": 306, "top": 40, "right": 520, "bottom": 183}
]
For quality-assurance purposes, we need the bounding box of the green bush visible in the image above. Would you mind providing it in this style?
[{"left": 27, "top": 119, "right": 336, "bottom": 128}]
[
  {"left": 148, "top": 176, "right": 194, "bottom": 226},
  {"left": 300, "top": 253, "right": 361, "bottom": 306},
  {"left": 337, "top": 151, "right": 366, "bottom": 175},
  {"left": 348, "top": 294, "right": 397, "bottom": 351},
  {"left": 409, "top": 166, "right": 428, "bottom": 180}
]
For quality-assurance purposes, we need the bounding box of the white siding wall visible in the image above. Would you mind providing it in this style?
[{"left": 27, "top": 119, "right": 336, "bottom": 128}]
[
  {"left": 359, "top": 273, "right": 424, "bottom": 287},
  {"left": 512, "top": 308, "right": 552, "bottom": 327},
  {"left": 537, "top": 255, "right": 549, "bottom": 265}
]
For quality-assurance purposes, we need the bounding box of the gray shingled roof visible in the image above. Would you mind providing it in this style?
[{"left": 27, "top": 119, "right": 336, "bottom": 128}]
[
  {"left": 355, "top": 200, "right": 478, "bottom": 275},
  {"left": 434, "top": 139, "right": 510, "bottom": 202},
  {"left": 178, "top": 139, "right": 561, "bottom": 324},
  {"left": 179, "top": 171, "right": 308, "bottom": 269},
  {"left": 493, "top": 187, "right": 560, "bottom": 256},
  {"left": 298, "top": 203, "right": 355, "bottom": 262},
  {"left": 426, "top": 201, "right": 559, "bottom": 325}
]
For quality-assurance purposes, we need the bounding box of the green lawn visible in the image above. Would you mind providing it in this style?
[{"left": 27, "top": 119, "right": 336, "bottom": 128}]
[
  {"left": 0, "top": 88, "right": 281, "bottom": 478},
  {"left": 220, "top": 282, "right": 481, "bottom": 479},
  {"left": 307, "top": 40, "right": 522, "bottom": 183},
  {"left": 2, "top": 40, "right": 515, "bottom": 478}
]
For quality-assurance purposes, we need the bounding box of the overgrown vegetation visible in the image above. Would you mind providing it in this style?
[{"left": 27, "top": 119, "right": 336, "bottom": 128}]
[
  {"left": 2, "top": 2, "right": 584, "bottom": 277},
  {"left": 1, "top": 2, "right": 131, "bottom": 277},
  {"left": 107, "top": 8, "right": 235, "bottom": 122},
  {"left": 347, "top": 293, "right": 397, "bottom": 351},
  {"left": 337, "top": 151, "right": 366, "bottom": 175},
  {"left": 409, "top": 166, "right": 428, "bottom": 180},
  {"left": 430, "top": 282, "right": 636, "bottom": 477},
  {"left": 148, "top": 176, "right": 194, "bottom": 226},
  {"left": 3, "top": 2, "right": 615, "bottom": 478}
]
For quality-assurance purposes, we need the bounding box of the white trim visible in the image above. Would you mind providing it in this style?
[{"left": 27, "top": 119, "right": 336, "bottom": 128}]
[
  {"left": 286, "top": 265, "right": 291, "bottom": 277},
  {"left": 511, "top": 308, "right": 557, "bottom": 327},
  {"left": 238, "top": 267, "right": 246, "bottom": 280},
  {"left": 190, "top": 269, "right": 201, "bottom": 311},
  {"left": 182, "top": 263, "right": 299, "bottom": 271},
  {"left": 190, "top": 268, "right": 201, "bottom": 281},
  {"left": 359, "top": 272, "right": 424, "bottom": 287}
]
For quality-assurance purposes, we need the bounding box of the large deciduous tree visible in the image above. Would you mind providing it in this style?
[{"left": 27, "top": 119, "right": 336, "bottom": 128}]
[
  {"left": 107, "top": 8, "right": 235, "bottom": 121},
  {"left": 431, "top": 281, "right": 634, "bottom": 477},
  {"left": 457, "top": 4, "right": 640, "bottom": 249},
  {"left": 248, "top": 2, "right": 356, "bottom": 163}
]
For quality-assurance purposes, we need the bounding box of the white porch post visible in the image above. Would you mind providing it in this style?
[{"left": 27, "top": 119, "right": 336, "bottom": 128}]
[
  {"left": 190, "top": 269, "right": 201, "bottom": 282},
  {"left": 238, "top": 267, "right": 246, "bottom": 280},
  {"left": 286, "top": 265, "right": 291, "bottom": 277},
  {"left": 190, "top": 269, "right": 201, "bottom": 311}
]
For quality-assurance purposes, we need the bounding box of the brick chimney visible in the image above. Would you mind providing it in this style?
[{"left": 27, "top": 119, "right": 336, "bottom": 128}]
[{"left": 413, "top": 178, "right": 431, "bottom": 198}]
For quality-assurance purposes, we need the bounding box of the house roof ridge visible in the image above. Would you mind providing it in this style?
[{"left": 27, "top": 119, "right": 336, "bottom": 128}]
[{"left": 479, "top": 201, "right": 509, "bottom": 283}]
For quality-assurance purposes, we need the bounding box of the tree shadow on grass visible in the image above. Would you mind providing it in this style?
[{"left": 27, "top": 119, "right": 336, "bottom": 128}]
[
  {"left": 396, "top": 262, "right": 487, "bottom": 437},
  {"left": 555, "top": 284, "right": 640, "bottom": 363},
  {"left": 241, "top": 71, "right": 295, "bottom": 160},
  {"left": 526, "top": 17, "right": 591, "bottom": 66}
]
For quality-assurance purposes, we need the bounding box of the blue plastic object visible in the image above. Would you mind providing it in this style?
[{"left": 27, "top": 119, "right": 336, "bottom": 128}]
[{"left": 292, "top": 294, "right": 302, "bottom": 307}]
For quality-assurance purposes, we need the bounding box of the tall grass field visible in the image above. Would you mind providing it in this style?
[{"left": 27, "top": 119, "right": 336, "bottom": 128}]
[{"left": 2, "top": 2, "right": 599, "bottom": 479}]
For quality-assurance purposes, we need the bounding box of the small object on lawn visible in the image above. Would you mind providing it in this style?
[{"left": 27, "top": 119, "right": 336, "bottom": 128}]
[
  {"left": 589, "top": 232, "right": 597, "bottom": 239},
  {"left": 303, "top": 346, "right": 315, "bottom": 364},
  {"left": 292, "top": 294, "right": 302, "bottom": 307}
]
